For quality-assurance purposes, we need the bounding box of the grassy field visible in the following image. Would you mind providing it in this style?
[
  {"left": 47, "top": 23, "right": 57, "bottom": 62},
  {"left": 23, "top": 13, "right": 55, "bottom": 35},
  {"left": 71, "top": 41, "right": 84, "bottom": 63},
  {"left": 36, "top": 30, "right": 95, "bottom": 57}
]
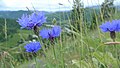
[
  {"left": 1, "top": 1, "right": 120, "bottom": 68},
  {"left": 1, "top": 27, "right": 120, "bottom": 68}
]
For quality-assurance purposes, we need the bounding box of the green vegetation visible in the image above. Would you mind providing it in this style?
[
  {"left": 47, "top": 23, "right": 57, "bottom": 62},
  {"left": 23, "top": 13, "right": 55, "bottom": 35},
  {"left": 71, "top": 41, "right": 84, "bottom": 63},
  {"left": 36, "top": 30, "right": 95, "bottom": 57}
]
[{"left": 1, "top": 0, "right": 120, "bottom": 68}]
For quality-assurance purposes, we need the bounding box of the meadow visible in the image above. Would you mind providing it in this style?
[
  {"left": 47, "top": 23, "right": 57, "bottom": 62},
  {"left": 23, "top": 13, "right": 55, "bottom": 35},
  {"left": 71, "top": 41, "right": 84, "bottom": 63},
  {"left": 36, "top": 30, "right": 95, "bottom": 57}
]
[{"left": 0, "top": 0, "right": 120, "bottom": 68}]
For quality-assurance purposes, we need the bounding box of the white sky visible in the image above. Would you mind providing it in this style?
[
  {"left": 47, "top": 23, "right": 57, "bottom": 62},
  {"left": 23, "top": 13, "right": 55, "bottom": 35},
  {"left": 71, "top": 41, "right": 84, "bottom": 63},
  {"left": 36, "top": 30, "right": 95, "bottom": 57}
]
[{"left": 0, "top": 0, "right": 120, "bottom": 11}]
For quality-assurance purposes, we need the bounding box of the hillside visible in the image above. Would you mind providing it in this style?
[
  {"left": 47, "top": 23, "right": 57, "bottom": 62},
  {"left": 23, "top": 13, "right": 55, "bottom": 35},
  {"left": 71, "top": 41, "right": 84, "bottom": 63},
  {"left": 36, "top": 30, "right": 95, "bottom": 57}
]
[
  {"left": 0, "top": 10, "right": 71, "bottom": 25},
  {"left": 0, "top": 10, "right": 49, "bottom": 19},
  {"left": 0, "top": 5, "right": 120, "bottom": 20}
]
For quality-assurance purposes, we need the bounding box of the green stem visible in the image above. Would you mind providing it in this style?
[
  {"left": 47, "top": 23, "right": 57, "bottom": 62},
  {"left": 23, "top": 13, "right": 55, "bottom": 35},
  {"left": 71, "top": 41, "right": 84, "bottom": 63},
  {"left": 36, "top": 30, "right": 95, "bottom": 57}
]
[
  {"left": 52, "top": 44, "right": 56, "bottom": 59},
  {"left": 114, "top": 44, "right": 119, "bottom": 67},
  {"left": 112, "top": 38, "right": 120, "bottom": 67},
  {"left": 51, "top": 40, "right": 56, "bottom": 60}
]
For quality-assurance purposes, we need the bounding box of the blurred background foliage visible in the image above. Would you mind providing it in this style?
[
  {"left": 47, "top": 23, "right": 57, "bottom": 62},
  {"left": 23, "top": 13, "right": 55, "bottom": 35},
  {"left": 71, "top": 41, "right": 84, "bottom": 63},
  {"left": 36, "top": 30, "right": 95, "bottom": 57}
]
[{"left": 0, "top": 0, "right": 120, "bottom": 67}]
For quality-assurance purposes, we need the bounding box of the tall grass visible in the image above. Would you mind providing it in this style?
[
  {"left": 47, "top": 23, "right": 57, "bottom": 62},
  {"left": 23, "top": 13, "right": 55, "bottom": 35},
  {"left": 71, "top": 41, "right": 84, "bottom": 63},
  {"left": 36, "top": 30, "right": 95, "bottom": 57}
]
[{"left": 0, "top": 0, "right": 120, "bottom": 68}]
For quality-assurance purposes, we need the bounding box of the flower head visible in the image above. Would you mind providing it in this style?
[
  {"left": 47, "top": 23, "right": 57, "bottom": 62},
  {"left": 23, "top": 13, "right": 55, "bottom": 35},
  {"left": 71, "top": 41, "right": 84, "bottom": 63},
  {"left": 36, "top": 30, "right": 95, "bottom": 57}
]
[
  {"left": 99, "top": 20, "right": 120, "bottom": 32},
  {"left": 17, "top": 12, "right": 46, "bottom": 30},
  {"left": 100, "top": 20, "right": 120, "bottom": 41},
  {"left": 24, "top": 41, "right": 41, "bottom": 53},
  {"left": 39, "top": 26, "right": 61, "bottom": 40},
  {"left": 17, "top": 14, "right": 30, "bottom": 29},
  {"left": 29, "top": 12, "right": 46, "bottom": 28}
]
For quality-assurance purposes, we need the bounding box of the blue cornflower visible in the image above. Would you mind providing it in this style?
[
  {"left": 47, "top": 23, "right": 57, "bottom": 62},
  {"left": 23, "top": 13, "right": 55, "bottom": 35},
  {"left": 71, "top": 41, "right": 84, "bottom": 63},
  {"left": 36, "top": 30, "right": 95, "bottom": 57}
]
[
  {"left": 24, "top": 41, "right": 41, "bottom": 53},
  {"left": 100, "top": 20, "right": 120, "bottom": 41},
  {"left": 39, "top": 26, "right": 61, "bottom": 40},
  {"left": 17, "top": 12, "right": 46, "bottom": 29},
  {"left": 17, "top": 14, "right": 30, "bottom": 29},
  {"left": 29, "top": 12, "right": 46, "bottom": 29},
  {"left": 99, "top": 20, "right": 120, "bottom": 32}
]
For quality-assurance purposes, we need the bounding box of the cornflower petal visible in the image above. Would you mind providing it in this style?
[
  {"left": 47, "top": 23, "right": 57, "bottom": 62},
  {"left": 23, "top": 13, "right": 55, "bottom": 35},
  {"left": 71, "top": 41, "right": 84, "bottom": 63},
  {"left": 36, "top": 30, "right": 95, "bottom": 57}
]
[
  {"left": 17, "top": 14, "right": 29, "bottom": 29},
  {"left": 17, "top": 12, "right": 46, "bottom": 30},
  {"left": 39, "top": 26, "right": 61, "bottom": 39},
  {"left": 100, "top": 20, "right": 120, "bottom": 32},
  {"left": 52, "top": 26, "right": 61, "bottom": 37},
  {"left": 24, "top": 41, "right": 41, "bottom": 53},
  {"left": 39, "top": 29, "right": 51, "bottom": 39}
]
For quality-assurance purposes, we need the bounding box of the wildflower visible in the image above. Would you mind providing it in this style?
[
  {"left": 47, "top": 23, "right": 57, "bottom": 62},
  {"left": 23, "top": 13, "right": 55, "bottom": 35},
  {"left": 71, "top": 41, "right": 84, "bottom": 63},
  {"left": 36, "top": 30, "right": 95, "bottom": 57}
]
[
  {"left": 39, "top": 26, "right": 61, "bottom": 41},
  {"left": 17, "top": 14, "right": 30, "bottom": 29},
  {"left": 24, "top": 41, "right": 41, "bottom": 52},
  {"left": 17, "top": 12, "right": 46, "bottom": 30},
  {"left": 29, "top": 12, "right": 46, "bottom": 27},
  {"left": 99, "top": 20, "right": 120, "bottom": 32},
  {"left": 99, "top": 20, "right": 120, "bottom": 41}
]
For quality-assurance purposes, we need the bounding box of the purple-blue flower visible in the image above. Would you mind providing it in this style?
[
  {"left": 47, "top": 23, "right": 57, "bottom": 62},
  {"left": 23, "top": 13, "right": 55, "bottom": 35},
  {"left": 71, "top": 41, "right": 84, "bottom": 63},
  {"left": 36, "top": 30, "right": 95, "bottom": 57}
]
[
  {"left": 17, "top": 14, "right": 30, "bottom": 29},
  {"left": 39, "top": 26, "right": 61, "bottom": 40},
  {"left": 17, "top": 12, "right": 46, "bottom": 29},
  {"left": 29, "top": 12, "right": 46, "bottom": 28},
  {"left": 99, "top": 20, "right": 120, "bottom": 32},
  {"left": 24, "top": 41, "right": 41, "bottom": 52}
]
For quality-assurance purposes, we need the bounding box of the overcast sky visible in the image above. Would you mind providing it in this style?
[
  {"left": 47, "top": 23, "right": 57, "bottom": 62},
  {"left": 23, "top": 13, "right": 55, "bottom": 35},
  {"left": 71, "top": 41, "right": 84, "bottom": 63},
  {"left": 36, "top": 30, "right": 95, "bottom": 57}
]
[{"left": 0, "top": 0, "right": 120, "bottom": 11}]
